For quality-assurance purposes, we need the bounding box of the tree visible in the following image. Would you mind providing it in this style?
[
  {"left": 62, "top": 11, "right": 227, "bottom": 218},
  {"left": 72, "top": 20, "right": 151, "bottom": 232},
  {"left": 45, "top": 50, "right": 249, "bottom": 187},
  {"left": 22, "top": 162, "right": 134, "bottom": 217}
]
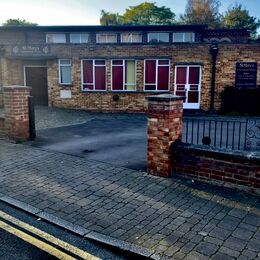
[
  {"left": 121, "top": 2, "right": 175, "bottom": 25},
  {"left": 100, "top": 10, "right": 121, "bottom": 26},
  {"left": 100, "top": 2, "right": 176, "bottom": 26},
  {"left": 221, "top": 4, "right": 260, "bottom": 38},
  {"left": 181, "top": 0, "right": 221, "bottom": 28},
  {"left": 3, "top": 18, "right": 37, "bottom": 26}
]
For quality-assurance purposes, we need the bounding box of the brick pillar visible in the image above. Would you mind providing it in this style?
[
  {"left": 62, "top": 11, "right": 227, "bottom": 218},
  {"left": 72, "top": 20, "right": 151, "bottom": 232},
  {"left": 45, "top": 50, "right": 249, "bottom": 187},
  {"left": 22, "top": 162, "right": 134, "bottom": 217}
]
[
  {"left": 3, "top": 85, "right": 31, "bottom": 141},
  {"left": 147, "top": 94, "right": 185, "bottom": 177}
]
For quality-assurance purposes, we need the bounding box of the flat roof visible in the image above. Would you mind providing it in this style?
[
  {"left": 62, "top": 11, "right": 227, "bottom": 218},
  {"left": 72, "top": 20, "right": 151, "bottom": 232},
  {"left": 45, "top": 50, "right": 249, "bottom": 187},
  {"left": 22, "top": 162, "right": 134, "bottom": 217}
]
[{"left": 0, "top": 24, "right": 208, "bottom": 32}]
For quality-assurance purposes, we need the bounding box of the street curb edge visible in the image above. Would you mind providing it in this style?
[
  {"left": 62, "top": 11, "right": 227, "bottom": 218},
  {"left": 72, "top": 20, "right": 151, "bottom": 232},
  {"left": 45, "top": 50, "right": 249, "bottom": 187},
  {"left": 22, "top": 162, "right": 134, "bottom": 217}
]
[{"left": 0, "top": 195, "right": 160, "bottom": 259}]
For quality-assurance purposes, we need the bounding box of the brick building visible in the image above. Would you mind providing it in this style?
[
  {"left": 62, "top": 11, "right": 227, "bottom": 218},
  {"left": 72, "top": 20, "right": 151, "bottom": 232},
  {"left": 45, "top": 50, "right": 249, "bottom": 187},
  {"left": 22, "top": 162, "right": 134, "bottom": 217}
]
[{"left": 0, "top": 25, "right": 259, "bottom": 112}]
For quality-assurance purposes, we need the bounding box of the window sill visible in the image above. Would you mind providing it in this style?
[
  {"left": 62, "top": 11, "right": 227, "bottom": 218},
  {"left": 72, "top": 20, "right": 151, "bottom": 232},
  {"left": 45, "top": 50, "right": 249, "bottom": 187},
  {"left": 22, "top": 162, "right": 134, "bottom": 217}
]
[{"left": 59, "top": 84, "right": 73, "bottom": 87}]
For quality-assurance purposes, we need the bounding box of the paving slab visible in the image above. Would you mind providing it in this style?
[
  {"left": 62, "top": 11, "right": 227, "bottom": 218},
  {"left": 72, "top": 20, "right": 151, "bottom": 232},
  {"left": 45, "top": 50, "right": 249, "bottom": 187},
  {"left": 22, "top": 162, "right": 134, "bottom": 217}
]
[{"left": 0, "top": 140, "right": 259, "bottom": 259}]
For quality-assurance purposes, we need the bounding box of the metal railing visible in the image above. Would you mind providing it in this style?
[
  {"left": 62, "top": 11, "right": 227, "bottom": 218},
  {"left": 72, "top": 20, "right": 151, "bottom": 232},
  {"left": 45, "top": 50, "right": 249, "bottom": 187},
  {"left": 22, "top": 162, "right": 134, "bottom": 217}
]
[{"left": 182, "top": 117, "right": 260, "bottom": 151}]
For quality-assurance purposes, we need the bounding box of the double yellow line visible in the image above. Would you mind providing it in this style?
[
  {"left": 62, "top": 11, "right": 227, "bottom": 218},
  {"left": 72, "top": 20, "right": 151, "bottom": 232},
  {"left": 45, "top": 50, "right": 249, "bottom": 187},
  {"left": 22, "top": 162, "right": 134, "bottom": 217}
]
[{"left": 0, "top": 210, "right": 99, "bottom": 260}]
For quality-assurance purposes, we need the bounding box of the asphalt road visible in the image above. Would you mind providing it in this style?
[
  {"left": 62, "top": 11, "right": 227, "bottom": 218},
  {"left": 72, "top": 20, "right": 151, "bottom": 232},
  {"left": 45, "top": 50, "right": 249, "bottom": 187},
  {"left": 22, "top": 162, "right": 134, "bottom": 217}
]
[
  {"left": 28, "top": 113, "right": 255, "bottom": 174},
  {"left": 0, "top": 201, "right": 142, "bottom": 260},
  {"left": 29, "top": 117, "right": 147, "bottom": 171}
]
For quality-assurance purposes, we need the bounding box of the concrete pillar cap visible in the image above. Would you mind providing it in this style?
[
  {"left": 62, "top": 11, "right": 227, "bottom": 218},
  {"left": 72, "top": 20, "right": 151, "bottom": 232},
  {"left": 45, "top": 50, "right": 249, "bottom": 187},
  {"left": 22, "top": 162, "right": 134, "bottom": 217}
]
[{"left": 146, "top": 94, "right": 186, "bottom": 102}]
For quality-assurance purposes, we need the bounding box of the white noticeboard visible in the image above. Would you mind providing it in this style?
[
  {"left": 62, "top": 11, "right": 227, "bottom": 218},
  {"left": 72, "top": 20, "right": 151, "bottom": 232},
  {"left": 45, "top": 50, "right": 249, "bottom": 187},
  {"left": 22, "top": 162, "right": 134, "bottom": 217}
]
[{"left": 60, "top": 90, "right": 72, "bottom": 99}]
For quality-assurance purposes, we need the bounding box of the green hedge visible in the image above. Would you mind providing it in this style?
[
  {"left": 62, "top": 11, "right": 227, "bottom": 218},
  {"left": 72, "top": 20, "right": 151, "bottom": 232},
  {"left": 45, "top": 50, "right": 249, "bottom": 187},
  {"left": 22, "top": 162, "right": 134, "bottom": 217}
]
[{"left": 220, "top": 87, "right": 260, "bottom": 115}]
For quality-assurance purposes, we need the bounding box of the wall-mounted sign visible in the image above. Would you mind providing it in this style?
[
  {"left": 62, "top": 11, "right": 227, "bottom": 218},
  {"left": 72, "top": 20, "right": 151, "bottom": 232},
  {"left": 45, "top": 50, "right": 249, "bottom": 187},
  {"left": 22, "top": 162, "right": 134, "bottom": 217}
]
[
  {"left": 12, "top": 45, "right": 50, "bottom": 56},
  {"left": 60, "top": 90, "right": 72, "bottom": 99},
  {"left": 235, "top": 62, "right": 257, "bottom": 88}
]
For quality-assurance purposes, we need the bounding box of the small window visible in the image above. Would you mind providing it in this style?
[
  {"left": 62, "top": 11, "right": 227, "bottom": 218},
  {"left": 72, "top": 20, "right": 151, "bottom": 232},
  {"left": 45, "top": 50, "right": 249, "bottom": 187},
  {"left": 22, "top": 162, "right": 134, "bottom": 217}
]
[
  {"left": 148, "top": 33, "right": 169, "bottom": 43},
  {"left": 112, "top": 60, "right": 136, "bottom": 91},
  {"left": 70, "top": 33, "right": 89, "bottom": 43},
  {"left": 59, "top": 59, "right": 72, "bottom": 84},
  {"left": 121, "top": 32, "right": 142, "bottom": 43},
  {"left": 46, "top": 33, "right": 66, "bottom": 43},
  {"left": 82, "top": 60, "right": 106, "bottom": 91},
  {"left": 96, "top": 33, "right": 117, "bottom": 43},
  {"left": 173, "top": 32, "right": 195, "bottom": 43},
  {"left": 144, "top": 59, "right": 170, "bottom": 91}
]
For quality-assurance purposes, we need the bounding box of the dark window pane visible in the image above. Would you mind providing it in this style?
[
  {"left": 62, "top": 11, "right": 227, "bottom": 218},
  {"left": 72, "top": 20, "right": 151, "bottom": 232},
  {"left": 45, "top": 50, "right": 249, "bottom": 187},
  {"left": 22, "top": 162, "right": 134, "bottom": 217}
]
[
  {"left": 145, "top": 84, "right": 156, "bottom": 91},
  {"left": 83, "top": 60, "right": 93, "bottom": 83},
  {"left": 95, "top": 67, "right": 106, "bottom": 90},
  {"left": 176, "top": 67, "right": 187, "bottom": 84},
  {"left": 188, "top": 91, "right": 199, "bottom": 103},
  {"left": 112, "top": 66, "right": 123, "bottom": 90},
  {"left": 112, "top": 60, "right": 123, "bottom": 65},
  {"left": 95, "top": 60, "right": 106, "bottom": 65},
  {"left": 145, "top": 60, "right": 156, "bottom": 84},
  {"left": 158, "top": 66, "right": 169, "bottom": 90},
  {"left": 158, "top": 60, "right": 169, "bottom": 65},
  {"left": 189, "top": 67, "right": 200, "bottom": 84},
  {"left": 176, "top": 91, "right": 186, "bottom": 97},
  {"left": 190, "top": 84, "right": 198, "bottom": 90},
  {"left": 176, "top": 84, "right": 185, "bottom": 90}
]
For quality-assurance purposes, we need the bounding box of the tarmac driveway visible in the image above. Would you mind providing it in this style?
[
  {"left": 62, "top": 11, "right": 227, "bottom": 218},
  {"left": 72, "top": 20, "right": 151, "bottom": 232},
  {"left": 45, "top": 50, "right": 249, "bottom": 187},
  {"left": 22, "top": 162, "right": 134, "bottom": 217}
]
[{"left": 29, "top": 111, "right": 147, "bottom": 171}]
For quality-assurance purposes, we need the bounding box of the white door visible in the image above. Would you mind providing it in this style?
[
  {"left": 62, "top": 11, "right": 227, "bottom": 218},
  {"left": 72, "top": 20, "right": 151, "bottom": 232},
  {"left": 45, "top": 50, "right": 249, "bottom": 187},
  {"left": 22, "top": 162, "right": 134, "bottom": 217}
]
[{"left": 174, "top": 65, "right": 201, "bottom": 109}]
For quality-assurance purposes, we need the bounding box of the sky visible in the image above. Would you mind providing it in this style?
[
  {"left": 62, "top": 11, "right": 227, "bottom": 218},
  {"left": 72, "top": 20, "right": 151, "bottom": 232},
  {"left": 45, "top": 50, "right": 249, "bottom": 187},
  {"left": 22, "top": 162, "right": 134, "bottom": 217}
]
[{"left": 0, "top": 0, "right": 259, "bottom": 27}]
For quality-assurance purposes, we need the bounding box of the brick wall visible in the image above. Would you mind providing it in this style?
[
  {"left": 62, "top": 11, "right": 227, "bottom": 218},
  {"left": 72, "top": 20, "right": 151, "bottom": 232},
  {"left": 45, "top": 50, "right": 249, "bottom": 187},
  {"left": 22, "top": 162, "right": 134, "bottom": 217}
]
[
  {"left": 47, "top": 44, "right": 211, "bottom": 111},
  {"left": 48, "top": 43, "right": 260, "bottom": 112},
  {"left": 147, "top": 95, "right": 185, "bottom": 177},
  {"left": 1, "top": 42, "right": 259, "bottom": 112},
  {"left": 1, "top": 59, "right": 23, "bottom": 86},
  {"left": 3, "top": 86, "right": 31, "bottom": 141},
  {"left": 215, "top": 44, "right": 260, "bottom": 110},
  {"left": 0, "top": 31, "right": 26, "bottom": 44},
  {"left": 146, "top": 94, "right": 260, "bottom": 195},
  {"left": 172, "top": 143, "right": 260, "bottom": 195}
]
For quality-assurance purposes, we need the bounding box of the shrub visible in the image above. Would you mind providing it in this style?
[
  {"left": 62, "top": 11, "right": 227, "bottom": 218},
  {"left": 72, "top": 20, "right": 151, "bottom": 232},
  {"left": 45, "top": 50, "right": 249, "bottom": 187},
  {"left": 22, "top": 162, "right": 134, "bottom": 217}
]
[{"left": 220, "top": 86, "right": 260, "bottom": 115}]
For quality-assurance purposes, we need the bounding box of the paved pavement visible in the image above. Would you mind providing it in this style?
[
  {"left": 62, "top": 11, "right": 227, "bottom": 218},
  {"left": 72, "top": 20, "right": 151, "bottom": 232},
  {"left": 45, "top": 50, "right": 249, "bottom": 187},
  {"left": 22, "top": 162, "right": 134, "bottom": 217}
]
[
  {"left": 0, "top": 201, "right": 133, "bottom": 259},
  {"left": 0, "top": 140, "right": 259, "bottom": 259}
]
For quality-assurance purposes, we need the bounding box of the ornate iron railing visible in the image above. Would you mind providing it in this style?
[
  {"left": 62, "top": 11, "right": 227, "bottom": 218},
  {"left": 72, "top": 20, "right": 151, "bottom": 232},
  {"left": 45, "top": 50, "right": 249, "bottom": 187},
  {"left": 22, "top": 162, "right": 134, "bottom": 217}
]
[
  {"left": 182, "top": 117, "right": 260, "bottom": 152},
  {"left": 245, "top": 119, "right": 260, "bottom": 151}
]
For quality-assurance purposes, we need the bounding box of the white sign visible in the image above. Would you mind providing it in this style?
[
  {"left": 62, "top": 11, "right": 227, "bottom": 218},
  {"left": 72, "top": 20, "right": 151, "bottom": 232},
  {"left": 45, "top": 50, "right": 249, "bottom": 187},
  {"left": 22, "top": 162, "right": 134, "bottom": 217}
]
[{"left": 60, "top": 90, "right": 72, "bottom": 99}]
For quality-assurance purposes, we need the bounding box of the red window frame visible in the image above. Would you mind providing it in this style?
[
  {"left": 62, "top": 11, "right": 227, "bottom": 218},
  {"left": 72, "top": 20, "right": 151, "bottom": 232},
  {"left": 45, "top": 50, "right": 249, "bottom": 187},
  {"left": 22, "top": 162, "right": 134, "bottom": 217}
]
[
  {"left": 144, "top": 59, "right": 170, "bottom": 91},
  {"left": 81, "top": 60, "right": 106, "bottom": 91}
]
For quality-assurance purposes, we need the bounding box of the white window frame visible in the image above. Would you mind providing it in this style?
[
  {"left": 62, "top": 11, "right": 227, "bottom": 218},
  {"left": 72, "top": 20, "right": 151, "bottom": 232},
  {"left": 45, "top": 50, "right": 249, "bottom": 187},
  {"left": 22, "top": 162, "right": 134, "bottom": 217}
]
[
  {"left": 174, "top": 65, "right": 202, "bottom": 109},
  {"left": 46, "top": 33, "right": 66, "bottom": 43},
  {"left": 96, "top": 33, "right": 117, "bottom": 43},
  {"left": 58, "top": 59, "right": 72, "bottom": 85},
  {"left": 144, "top": 59, "right": 170, "bottom": 92},
  {"left": 81, "top": 59, "right": 106, "bottom": 91},
  {"left": 172, "top": 32, "right": 195, "bottom": 43},
  {"left": 69, "top": 33, "right": 89, "bottom": 43},
  {"left": 120, "top": 32, "right": 142, "bottom": 43},
  {"left": 147, "top": 32, "right": 170, "bottom": 43},
  {"left": 111, "top": 60, "right": 136, "bottom": 91}
]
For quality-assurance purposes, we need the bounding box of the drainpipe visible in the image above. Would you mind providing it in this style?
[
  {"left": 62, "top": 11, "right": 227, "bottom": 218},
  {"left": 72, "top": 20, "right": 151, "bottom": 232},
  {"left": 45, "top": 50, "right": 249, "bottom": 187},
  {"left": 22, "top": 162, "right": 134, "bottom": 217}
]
[{"left": 210, "top": 44, "right": 219, "bottom": 111}]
